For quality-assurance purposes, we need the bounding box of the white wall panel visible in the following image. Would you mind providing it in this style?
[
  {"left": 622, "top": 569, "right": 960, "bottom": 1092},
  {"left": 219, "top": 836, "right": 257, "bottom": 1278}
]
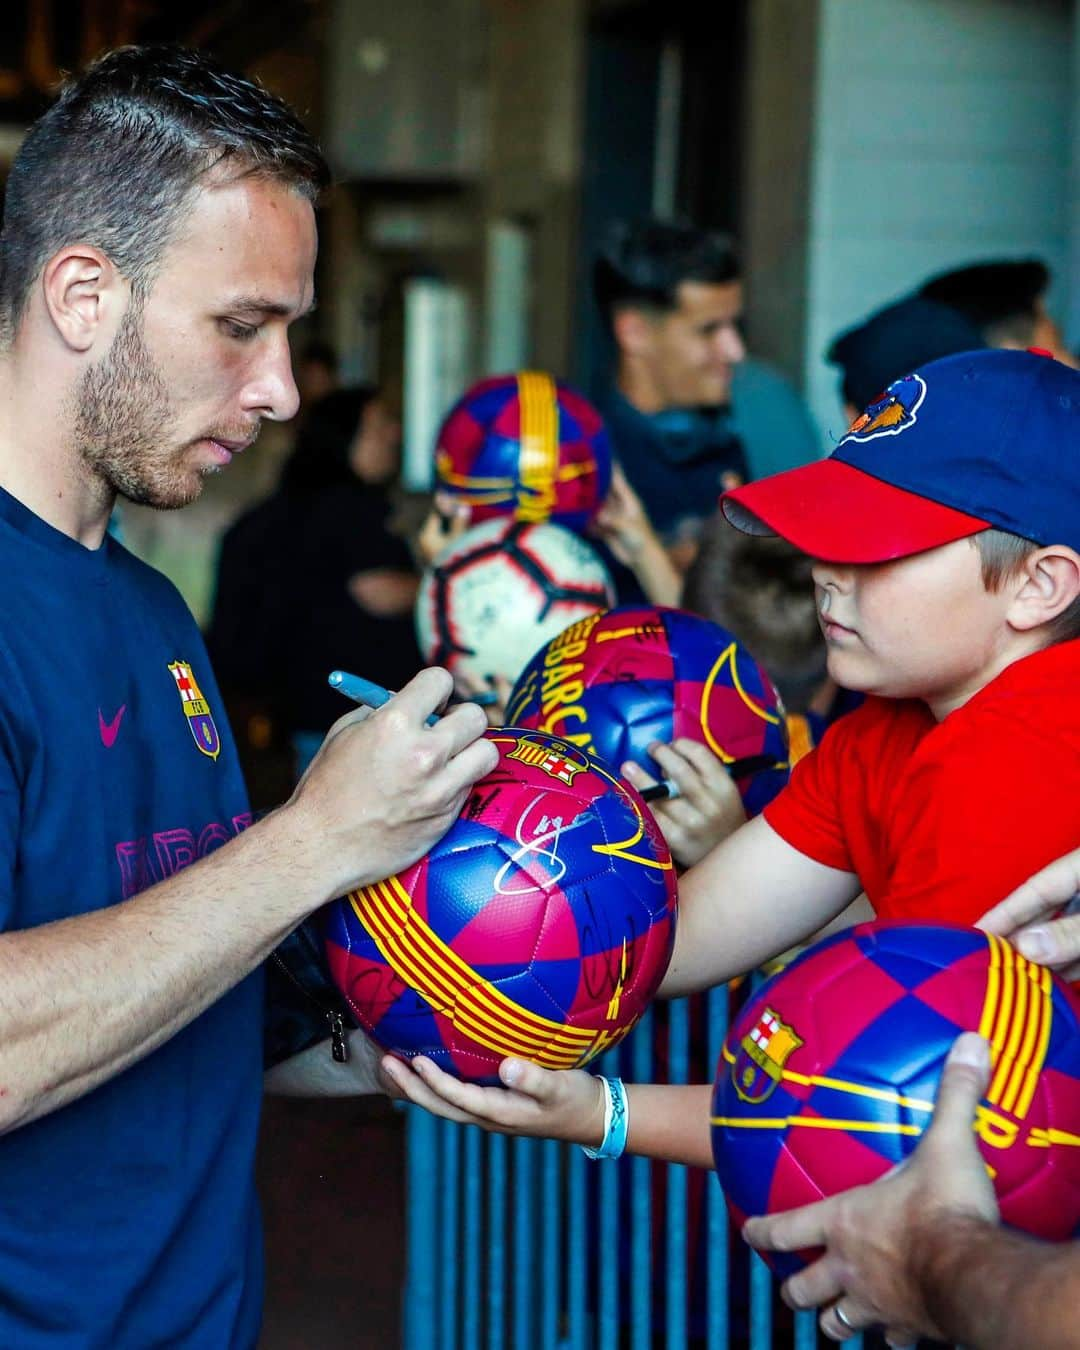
[{"left": 803, "top": 0, "right": 1073, "bottom": 437}]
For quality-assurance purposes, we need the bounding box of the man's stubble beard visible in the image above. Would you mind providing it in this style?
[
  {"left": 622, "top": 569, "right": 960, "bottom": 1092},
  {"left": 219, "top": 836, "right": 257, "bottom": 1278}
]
[{"left": 73, "top": 300, "right": 206, "bottom": 510}]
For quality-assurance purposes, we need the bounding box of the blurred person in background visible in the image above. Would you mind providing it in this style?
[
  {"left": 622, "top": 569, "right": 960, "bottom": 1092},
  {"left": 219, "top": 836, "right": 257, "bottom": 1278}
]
[
  {"left": 919, "top": 257, "right": 1078, "bottom": 368},
  {"left": 593, "top": 218, "right": 820, "bottom": 568},
  {"left": 294, "top": 337, "right": 340, "bottom": 410},
  {"left": 210, "top": 387, "right": 420, "bottom": 781},
  {"left": 828, "top": 295, "right": 985, "bottom": 426},
  {"left": 592, "top": 218, "right": 749, "bottom": 566}
]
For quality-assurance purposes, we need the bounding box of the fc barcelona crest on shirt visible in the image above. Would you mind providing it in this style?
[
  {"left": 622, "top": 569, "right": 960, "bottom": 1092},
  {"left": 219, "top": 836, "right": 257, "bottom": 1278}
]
[
  {"left": 168, "top": 661, "right": 221, "bottom": 761},
  {"left": 731, "top": 1006, "right": 803, "bottom": 1104}
]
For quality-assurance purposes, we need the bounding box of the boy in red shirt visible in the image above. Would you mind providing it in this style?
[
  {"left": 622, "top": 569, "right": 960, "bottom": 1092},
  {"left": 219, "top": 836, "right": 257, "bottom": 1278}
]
[{"left": 382, "top": 347, "right": 1080, "bottom": 1169}]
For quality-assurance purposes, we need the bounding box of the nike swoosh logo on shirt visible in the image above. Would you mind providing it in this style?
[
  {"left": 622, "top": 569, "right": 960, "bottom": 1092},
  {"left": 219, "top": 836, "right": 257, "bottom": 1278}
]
[{"left": 98, "top": 704, "right": 127, "bottom": 748}]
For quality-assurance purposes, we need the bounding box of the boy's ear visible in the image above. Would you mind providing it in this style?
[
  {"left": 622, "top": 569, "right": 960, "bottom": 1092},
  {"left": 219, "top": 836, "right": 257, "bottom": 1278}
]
[
  {"left": 40, "top": 244, "right": 124, "bottom": 354},
  {"left": 1007, "top": 546, "right": 1080, "bottom": 632}
]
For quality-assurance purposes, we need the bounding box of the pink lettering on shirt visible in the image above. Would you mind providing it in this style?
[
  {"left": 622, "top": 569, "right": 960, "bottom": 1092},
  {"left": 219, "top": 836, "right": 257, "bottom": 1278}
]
[{"left": 115, "top": 813, "right": 253, "bottom": 899}]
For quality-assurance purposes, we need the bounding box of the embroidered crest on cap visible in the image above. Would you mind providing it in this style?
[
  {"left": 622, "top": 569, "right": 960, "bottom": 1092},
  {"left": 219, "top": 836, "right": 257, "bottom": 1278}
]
[
  {"left": 168, "top": 660, "right": 221, "bottom": 761},
  {"left": 841, "top": 372, "right": 927, "bottom": 445}
]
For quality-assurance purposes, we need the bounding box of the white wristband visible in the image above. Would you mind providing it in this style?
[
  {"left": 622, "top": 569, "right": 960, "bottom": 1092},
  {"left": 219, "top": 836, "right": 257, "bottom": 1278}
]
[{"left": 581, "top": 1075, "right": 629, "bottom": 1160}]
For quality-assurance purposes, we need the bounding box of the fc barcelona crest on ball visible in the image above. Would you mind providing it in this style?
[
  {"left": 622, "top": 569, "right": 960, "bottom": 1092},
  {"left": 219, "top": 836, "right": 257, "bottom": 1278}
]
[
  {"left": 732, "top": 1006, "right": 803, "bottom": 1104},
  {"left": 505, "top": 734, "right": 587, "bottom": 785},
  {"left": 168, "top": 661, "right": 221, "bottom": 760}
]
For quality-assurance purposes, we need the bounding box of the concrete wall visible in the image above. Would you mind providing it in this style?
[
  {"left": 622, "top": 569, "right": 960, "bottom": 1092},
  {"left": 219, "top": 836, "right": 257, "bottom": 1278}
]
[
  {"left": 1070, "top": 0, "right": 1080, "bottom": 346},
  {"left": 486, "top": 0, "right": 587, "bottom": 377},
  {"left": 803, "top": 0, "right": 1074, "bottom": 440},
  {"left": 740, "top": 0, "right": 820, "bottom": 386}
]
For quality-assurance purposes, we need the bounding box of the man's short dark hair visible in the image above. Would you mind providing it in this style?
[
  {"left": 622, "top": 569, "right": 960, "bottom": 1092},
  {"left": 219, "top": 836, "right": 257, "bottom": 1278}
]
[
  {"left": 592, "top": 218, "right": 740, "bottom": 330},
  {"left": 919, "top": 259, "right": 1050, "bottom": 350},
  {"left": 0, "top": 44, "right": 330, "bottom": 342}
]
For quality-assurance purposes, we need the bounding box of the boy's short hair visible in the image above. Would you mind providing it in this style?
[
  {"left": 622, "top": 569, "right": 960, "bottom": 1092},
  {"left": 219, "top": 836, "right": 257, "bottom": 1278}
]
[
  {"left": 683, "top": 514, "right": 827, "bottom": 710},
  {"left": 0, "top": 44, "right": 329, "bottom": 343},
  {"left": 592, "top": 218, "right": 740, "bottom": 331},
  {"left": 975, "top": 530, "right": 1080, "bottom": 645}
]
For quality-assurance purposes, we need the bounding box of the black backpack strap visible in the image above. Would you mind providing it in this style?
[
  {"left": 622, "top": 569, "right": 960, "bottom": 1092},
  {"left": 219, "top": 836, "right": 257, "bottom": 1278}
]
[{"left": 264, "top": 909, "right": 358, "bottom": 1068}]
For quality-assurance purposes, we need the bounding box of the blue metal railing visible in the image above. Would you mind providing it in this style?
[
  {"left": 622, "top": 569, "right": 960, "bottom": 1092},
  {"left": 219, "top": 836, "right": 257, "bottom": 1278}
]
[{"left": 402, "top": 983, "right": 862, "bottom": 1350}]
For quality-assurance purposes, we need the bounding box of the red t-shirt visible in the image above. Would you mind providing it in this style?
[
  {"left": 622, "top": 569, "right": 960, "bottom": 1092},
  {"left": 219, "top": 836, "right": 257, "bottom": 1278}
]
[{"left": 763, "top": 640, "right": 1080, "bottom": 925}]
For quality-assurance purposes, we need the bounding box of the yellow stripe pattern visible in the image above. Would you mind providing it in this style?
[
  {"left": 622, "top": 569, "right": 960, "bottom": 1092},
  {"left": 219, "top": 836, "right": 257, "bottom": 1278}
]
[
  {"left": 434, "top": 451, "right": 516, "bottom": 494},
  {"left": 349, "top": 877, "right": 626, "bottom": 1069},
  {"left": 717, "top": 933, "right": 1058, "bottom": 1150},
  {"left": 580, "top": 755, "right": 676, "bottom": 874},
  {"left": 700, "top": 643, "right": 783, "bottom": 764},
  {"left": 785, "top": 713, "right": 814, "bottom": 765},
  {"left": 434, "top": 371, "right": 592, "bottom": 509},
  {"left": 710, "top": 1114, "right": 924, "bottom": 1138},
  {"left": 978, "top": 933, "right": 1053, "bottom": 1122},
  {"left": 516, "top": 372, "right": 559, "bottom": 521},
  {"left": 595, "top": 624, "right": 665, "bottom": 645},
  {"left": 720, "top": 1042, "right": 935, "bottom": 1114},
  {"left": 1029, "top": 1127, "right": 1080, "bottom": 1149}
]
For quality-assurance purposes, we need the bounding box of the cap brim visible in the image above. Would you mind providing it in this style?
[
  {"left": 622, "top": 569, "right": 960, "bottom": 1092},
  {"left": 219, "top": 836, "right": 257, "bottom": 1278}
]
[{"left": 721, "top": 459, "right": 991, "bottom": 564}]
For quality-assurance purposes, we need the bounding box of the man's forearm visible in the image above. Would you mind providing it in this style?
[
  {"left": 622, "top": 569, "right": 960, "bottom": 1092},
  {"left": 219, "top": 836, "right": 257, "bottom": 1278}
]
[
  {"left": 0, "top": 807, "right": 326, "bottom": 1133},
  {"left": 915, "top": 1214, "right": 1080, "bottom": 1350}
]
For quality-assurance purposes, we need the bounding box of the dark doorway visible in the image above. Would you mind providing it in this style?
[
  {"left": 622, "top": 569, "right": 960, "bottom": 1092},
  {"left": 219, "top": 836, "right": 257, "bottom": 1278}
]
[{"left": 572, "top": 0, "right": 750, "bottom": 396}]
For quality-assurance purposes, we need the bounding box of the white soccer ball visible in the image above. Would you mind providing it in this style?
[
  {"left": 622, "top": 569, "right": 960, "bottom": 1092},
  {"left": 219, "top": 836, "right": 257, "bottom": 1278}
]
[{"left": 415, "top": 518, "right": 614, "bottom": 685}]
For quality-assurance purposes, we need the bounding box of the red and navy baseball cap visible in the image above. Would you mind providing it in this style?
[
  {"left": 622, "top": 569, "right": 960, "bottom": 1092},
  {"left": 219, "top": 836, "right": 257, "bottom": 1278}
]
[{"left": 721, "top": 348, "right": 1080, "bottom": 564}]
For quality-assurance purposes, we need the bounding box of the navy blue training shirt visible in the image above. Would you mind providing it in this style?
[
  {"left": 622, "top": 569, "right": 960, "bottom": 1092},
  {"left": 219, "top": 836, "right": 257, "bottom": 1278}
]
[{"left": 0, "top": 485, "right": 264, "bottom": 1348}]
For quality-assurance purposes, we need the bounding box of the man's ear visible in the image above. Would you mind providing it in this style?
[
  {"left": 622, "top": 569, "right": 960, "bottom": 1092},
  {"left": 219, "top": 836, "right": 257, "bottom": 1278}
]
[
  {"left": 1007, "top": 546, "right": 1080, "bottom": 631},
  {"left": 40, "top": 245, "right": 124, "bottom": 353},
  {"left": 611, "top": 307, "right": 657, "bottom": 359}
]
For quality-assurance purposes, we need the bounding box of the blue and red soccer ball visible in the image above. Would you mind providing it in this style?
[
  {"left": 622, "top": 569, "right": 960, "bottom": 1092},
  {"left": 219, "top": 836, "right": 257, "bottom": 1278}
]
[
  {"left": 712, "top": 921, "right": 1080, "bottom": 1271},
  {"left": 434, "top": 372, "right": 613, "bottom": 532},
  {"left": 324, "top": 728, "right": 678, "bottom": 1083},
  {"left": 506, "top": 605, "right": 790, "bottom": 817}
]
